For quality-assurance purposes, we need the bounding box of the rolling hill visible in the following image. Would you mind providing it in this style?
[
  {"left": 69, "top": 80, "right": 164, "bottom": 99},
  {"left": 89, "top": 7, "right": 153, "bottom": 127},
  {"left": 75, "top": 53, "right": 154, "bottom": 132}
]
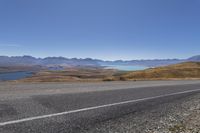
[{"left": 120, "top": 62, "right": 200, "bottom": 80}]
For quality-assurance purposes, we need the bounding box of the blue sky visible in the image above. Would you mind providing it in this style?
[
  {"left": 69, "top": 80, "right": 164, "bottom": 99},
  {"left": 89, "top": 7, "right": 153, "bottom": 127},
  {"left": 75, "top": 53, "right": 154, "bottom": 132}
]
[{"left": 0, "top": 0, "right": 200, "bottom": 60}]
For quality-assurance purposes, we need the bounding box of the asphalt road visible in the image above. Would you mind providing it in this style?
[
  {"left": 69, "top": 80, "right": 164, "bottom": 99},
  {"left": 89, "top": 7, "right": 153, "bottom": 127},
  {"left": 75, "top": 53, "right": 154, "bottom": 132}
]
[{"left": 0, "top": 80, "right": 200, "bottom": 133}]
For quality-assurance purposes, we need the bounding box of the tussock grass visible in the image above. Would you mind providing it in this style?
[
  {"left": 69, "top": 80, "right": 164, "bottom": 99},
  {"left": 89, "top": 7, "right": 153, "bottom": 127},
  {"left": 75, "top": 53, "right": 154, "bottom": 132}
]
[
  {"left": 120, "top": 62, "right": 200, "bottom": 81},
  {"left": 17, "top": 62, "right": 200, "bottom": 82}
]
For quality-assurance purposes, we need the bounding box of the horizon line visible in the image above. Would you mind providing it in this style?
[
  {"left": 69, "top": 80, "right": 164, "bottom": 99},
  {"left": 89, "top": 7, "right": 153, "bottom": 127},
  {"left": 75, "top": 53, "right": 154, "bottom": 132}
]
[{"left": 0, "top": 55, "right": 193, "bottom": 61}]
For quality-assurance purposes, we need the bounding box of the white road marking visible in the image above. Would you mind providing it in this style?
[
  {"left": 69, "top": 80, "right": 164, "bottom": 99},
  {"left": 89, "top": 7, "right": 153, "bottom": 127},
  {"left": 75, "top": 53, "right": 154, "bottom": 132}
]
[{"left": 0, "top": 88, "right": 200, "bottom": 126}]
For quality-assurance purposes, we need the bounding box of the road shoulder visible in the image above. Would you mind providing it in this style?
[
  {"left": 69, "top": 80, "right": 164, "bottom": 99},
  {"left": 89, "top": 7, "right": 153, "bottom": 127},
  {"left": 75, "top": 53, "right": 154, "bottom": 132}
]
[{"left": 86, "top": 93, "right": 200, "bottom": 133}]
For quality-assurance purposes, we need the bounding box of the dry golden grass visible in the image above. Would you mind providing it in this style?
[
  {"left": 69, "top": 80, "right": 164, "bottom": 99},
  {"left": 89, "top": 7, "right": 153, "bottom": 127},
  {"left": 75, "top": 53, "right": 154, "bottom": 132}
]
[
  {"left": 17, "top": 62, "right": 200, "bottom": 82},
  {"left": 120, "top": 62, "right": 200, "bottom": 80},
  {"left": 19, "top": 67, "right": 119, "bottom": 82}
]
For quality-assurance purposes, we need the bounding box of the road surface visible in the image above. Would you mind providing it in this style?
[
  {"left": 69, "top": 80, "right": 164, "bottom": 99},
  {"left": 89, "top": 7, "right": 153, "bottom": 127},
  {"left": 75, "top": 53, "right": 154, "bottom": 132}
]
[{"left": 0, "top": 80, "right": 200, "bottom": 133}]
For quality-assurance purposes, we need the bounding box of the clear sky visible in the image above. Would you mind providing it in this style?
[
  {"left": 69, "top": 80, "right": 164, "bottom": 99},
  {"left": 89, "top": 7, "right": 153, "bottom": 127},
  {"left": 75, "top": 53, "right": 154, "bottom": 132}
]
[{"left": 0, "top": 0, "right": 200, "bottom": 60}]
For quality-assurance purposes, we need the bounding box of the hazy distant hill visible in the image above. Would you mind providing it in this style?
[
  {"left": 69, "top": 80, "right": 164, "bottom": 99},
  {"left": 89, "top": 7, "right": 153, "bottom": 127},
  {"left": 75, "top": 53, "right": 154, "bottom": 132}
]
[
  {"left": 0, "top": 55, "right": 200, "bottom": 67},
  {"left": 0, "top": 56, "right": 100, "bottom": 67},
  {"left": 98, "top": 59, "right": 184, "bottom": 67},
  {"left": 187, "top": 55, "right": 200, "bottom": 61}
]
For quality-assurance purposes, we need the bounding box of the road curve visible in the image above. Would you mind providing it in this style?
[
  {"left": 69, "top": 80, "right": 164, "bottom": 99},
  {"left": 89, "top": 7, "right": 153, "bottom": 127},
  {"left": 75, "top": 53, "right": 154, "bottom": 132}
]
[{"left": 0, "top": 80, "right": 200, "bottom": 133}]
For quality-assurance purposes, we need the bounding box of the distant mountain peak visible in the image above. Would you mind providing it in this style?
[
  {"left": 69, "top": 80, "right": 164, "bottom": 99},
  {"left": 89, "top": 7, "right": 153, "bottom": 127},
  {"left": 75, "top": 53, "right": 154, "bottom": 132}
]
[{"left": 0, "top": 55, "right": 199, "bottom": 67}]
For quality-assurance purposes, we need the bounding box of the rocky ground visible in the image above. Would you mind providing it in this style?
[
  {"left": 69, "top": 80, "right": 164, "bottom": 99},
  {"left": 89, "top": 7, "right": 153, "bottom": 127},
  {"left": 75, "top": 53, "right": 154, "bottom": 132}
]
[{"left": 86, "top": 93, "right": 200, "bottom": 133}]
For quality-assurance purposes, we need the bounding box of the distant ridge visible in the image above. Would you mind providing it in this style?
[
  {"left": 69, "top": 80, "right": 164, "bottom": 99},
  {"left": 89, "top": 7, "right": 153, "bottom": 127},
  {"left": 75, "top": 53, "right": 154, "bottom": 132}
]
[
  {"left": 0, "top": 55, "right": 199, "bottom": 67},
  {"left": 187, "top": 55, "right": 200, "bottom": 61},
  {"left": 0, "top": 56, "right": 100, "bottom": 67}
]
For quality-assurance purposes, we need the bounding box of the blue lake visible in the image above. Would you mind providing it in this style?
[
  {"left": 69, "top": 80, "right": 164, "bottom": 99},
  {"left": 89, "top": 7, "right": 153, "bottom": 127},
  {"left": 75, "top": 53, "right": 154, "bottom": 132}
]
[
  {"left": 105, "top": 65, "right": 148, "bottom": 71},
  {"left": 0, "top": 71, "right": 33, "bottom": 81}
]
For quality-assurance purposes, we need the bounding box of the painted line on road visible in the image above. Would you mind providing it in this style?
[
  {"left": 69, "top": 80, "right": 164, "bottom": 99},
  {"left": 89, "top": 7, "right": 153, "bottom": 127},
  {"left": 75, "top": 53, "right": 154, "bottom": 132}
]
[{"left": 0, "top": 88, "right": 200, "bottom": 126}]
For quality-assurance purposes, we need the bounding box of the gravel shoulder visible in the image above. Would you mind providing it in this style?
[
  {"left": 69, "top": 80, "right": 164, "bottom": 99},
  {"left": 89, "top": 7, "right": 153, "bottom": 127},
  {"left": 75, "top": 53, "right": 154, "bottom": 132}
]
[{"left": 86, "top": 93, "right": 200, "bottom": 133}]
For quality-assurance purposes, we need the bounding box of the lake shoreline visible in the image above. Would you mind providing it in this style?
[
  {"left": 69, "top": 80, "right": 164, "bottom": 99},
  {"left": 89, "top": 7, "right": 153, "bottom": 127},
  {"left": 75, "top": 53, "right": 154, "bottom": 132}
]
[{"left": 0, "top": 71, "right": 34, "bottom": 81}]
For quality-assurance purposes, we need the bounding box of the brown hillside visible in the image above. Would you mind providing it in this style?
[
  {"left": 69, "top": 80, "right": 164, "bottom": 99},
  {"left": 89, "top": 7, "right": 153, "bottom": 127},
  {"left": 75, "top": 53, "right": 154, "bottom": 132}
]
[{"left": 120, "top": 62, "right": 200, "bottom": 80}]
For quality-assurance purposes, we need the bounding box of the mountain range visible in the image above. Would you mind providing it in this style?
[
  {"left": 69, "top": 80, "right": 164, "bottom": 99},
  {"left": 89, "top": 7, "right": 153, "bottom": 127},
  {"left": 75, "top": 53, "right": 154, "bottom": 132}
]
[{"left": 0, "top": 55, "right": 200, "bottom": 67}]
